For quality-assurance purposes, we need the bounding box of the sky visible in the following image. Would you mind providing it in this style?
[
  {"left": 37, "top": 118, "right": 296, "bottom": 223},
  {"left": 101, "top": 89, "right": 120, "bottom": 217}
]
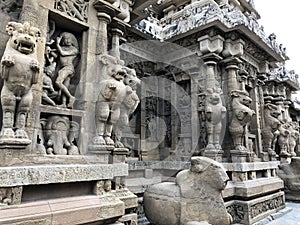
[{"left": 255, "top": 0, "right": 300, "bottom": 74}]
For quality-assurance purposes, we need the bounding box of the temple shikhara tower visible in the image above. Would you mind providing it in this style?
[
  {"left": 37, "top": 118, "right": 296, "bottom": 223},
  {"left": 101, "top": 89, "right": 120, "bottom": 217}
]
[{"left": 0, "top": 0, "right": 299, "bottom": 225}]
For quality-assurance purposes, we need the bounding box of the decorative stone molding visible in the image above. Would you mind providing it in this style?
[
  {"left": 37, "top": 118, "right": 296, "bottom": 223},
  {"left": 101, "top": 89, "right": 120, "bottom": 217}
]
[{"left": 198, "top": 34, "right": 224, "bottom": 55}]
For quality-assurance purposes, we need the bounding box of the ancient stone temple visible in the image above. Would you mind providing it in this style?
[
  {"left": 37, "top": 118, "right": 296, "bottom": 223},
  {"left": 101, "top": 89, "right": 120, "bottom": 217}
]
[{"left": 0, "top": 0, "right": 299, "bottom": 225}]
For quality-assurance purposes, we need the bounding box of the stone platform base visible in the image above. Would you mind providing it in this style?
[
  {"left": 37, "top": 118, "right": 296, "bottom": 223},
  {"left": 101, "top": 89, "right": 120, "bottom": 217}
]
[
  {"left": 226, "top": 191, "right": 285, "bottom": 225},
  {"left": 0, "top": 195, "right": 124, "bottom": 225}
]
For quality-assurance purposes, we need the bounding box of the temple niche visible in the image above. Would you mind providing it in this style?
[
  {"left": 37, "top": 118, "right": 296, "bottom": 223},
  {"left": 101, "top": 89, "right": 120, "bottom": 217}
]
[{"left": 0, "top": 0, "right": 299, "bottom": 225}]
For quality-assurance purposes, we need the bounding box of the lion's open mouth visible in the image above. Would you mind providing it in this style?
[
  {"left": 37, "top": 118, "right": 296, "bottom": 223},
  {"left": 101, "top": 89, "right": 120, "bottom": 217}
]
[{"left": 17, "top": 40, "right": 34, "bottom": 54}]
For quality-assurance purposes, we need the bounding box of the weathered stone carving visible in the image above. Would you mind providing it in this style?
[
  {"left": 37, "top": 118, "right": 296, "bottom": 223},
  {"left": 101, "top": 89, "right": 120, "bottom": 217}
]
[
  {"left": 114, "top": 67, "right": 140, "bottom": 148},
  {"left": 41, "top": 116, "right": 79, "bottom": 155},
  {"left": 93, "top": 56, "right": 129, "bottom": 146},
  {"left": 262, "top": 103, "right": 281, "bottom": 157},
  {"left": 226, "top": 204, "right": 245, "bottom": 224},
  {"left": 55, "top": 0, "right": 89, "bottom": 22},
  {"left": 93, "top": 180, "right": 112, "bottom": 195},
  {"left": 278, "top": 157, "right": 300, "bottom": 201},
  {"left": 249, "top": 195, "right": 284, "bottom": 219},
  {"left": 205, "top": 88, "right": 226, "bottom": 151},
  {"left": 0, "top": 0, "right": 23, "bottom": 18},
  {"left": 277, "top": 123, "right": 291, "bottom": 157},
  {"left": 0, "top": 21, "right": 40, "bottom": 140},
  {"left": 0, "top": 186, "right": 22, "bottom": 205},
  {"left": 42, "top": 46, "right": 58, "bottom": 106},
  {"left": 288, "top": 121, "right": 299, "bottom": 157},
  {"left": 144, "top": 157, "right": 232, "bottom": 225},
  {"left": 56, "top": 32, "right": 79, "bottom": 108},
  {"left": 229, "top": 90, "right": 255, "bottom": 152}
]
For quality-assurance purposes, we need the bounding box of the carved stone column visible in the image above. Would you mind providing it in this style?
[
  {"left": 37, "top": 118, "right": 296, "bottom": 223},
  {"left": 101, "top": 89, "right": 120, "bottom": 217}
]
[
  {"left": 222, "top": 38, "right": 254, "bottom": 162},
  {"left": 198, "top": 34, "right": 226, "bottom": 162},
  {"left": 110, "top": 28, "right": 124, "bottom": 60},
  {"left": 96, "top": 12, "right": 111, "bottom": 55}
]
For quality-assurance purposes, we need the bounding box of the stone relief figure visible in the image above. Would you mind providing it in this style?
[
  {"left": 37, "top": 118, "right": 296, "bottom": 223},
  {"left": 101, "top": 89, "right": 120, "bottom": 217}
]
[
  {"left": 277, "top": 123, "right": 291, "bottom": 157},
  {"left": 56, "top": 32, "right": 79, "bottom": 108},
  {"left": 0, "top": 21, "right": 40, "bottom": 140},
  {"left": 288, "top": 121, "right": 299, "bottom": 157},
  {"left": 41, "top": 116, "right": 79, "bottom": 155},
  {"left": 55, "top": 0, "right": 88, "bottom": 22},
  {"left": 114, "top": 67, "right": 140, "bottom": 148},
  {"left": 144, "top": 157, "right": 232, "bottom": 225},
  {"left": 93, "top": 58, "right": 130, "bottom": 146},
  {"left": 42, "top": 46, "right": 58, "bottom": 106},
  {"left": 205, "top": 88, "right": 226, "bottom": 151},
  {"left": 0, "top": 0, "right": 23, "bottom": 19},
  {"left": 262, "top": 103, "right": 281, "bottom": 157},
  {"left": 229, "top": 90, "right": 255, "bottom": 152}
]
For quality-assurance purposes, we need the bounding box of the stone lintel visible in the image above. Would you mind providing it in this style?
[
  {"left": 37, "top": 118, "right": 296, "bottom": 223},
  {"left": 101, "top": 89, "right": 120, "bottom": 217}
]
[
  {"left": 0, "top": 164, "right": 128, "bottom": 187},
  {"left": 223, "top": 161, "right": 280, "bottom": 172}
]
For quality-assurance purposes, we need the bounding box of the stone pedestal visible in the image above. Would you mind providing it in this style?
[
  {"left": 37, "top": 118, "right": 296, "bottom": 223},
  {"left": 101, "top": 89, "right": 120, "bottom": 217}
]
[
  {"left": 223, "top": 161, "right": 285, "bottom": 225},
  {"left": 88, "top": 144, "right": 114, "bottom": 163},
  {"left": 230, "top": 150, "right": 250, "bottom": 163},
  {"left": 110, "top": 147, "right": 129, "bottom": 164},
  {"left": 203, "top": 149, "right": 223, "bottom": 162}
]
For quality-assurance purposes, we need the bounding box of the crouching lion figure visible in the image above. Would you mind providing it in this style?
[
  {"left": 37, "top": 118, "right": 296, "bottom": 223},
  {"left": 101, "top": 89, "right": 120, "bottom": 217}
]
[
  {"left": 144, "top": 157, "right": 232, "bottom": 225},
  {"left": 0, "top": 21, "right": 40, "bottom": 140}
]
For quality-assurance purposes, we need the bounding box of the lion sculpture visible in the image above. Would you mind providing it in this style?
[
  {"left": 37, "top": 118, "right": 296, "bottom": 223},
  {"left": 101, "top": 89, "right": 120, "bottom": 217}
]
[{"left": 0, "top": 21, "right": 40, "bottom": 140}]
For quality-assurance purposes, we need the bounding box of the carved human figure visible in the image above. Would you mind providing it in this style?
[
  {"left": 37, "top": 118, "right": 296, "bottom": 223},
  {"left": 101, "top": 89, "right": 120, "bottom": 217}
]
[
  {"left": 288, "top": 121, "right": 299, "bottom": 157},
  {"left": 56, "top": 32, "right": 79, "bottom": 108},
  {"left": 229, "top": 90, "right": 255, "bottom": 152},
  {"left": 262, "top": 103, "right": 281, "bottom": 157},
  {"left": 0, "top": 21, "right": 40, "bottom": 139},
  {"left": 42, "top": 46, "right": 58, "bottom": 106},
  {"left": 114, "top": 67, "right": 140, "bottom": 148},
  {"left": 205, "top": 88, "right": 226, "bottom": 150},
  {"left": 93, "top": 62, "right": 130, "bottom": 146}
]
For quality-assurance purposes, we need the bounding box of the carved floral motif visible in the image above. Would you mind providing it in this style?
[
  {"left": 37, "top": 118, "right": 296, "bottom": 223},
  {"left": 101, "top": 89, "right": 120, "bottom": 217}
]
[{"left": 55, "top": 0, "right": 89, "bottom": 22}]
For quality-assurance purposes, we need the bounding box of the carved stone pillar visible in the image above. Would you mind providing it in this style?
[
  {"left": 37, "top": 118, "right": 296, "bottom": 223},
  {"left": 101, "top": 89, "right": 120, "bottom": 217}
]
[
  {"left": 222, "top": 38, "right": 254, "bottom": 162},
  {"left": 110, "top": 28, "right": 124, "bottom": 60},
  {"left": 97, "top": 12, "right": 111, "bottom": 55},
  {"left": 198, "top": 34, "right": 226, "bottom": 162},
  {"left": 198, "top": 34, "right": 224, "bottom": 89}
]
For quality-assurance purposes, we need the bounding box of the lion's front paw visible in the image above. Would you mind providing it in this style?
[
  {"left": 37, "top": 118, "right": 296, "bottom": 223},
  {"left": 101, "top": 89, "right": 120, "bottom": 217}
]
[
  {"left": 0, "top": 128, "right": 15, "bottom": 138},
  {"left": 15, "top": 129, "right": 29, "bottom": 139},
  {"left": 115, "top": 140, "right": 124, "bottom": 148},
  {"left": 1, "top": 55, "right": 15, "bottom": 67},
  {"left": 30, "top": 60, "right": 40, "bottom": 72}
]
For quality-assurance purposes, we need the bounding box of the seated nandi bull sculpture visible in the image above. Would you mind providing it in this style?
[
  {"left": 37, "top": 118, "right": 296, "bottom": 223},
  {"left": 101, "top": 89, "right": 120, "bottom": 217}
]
[
  {"left": 0, "top": 21, "right": 40, "bottom": 140},
  {"left": 144, "top": 157, "right": 232, "bottom": 225}
]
